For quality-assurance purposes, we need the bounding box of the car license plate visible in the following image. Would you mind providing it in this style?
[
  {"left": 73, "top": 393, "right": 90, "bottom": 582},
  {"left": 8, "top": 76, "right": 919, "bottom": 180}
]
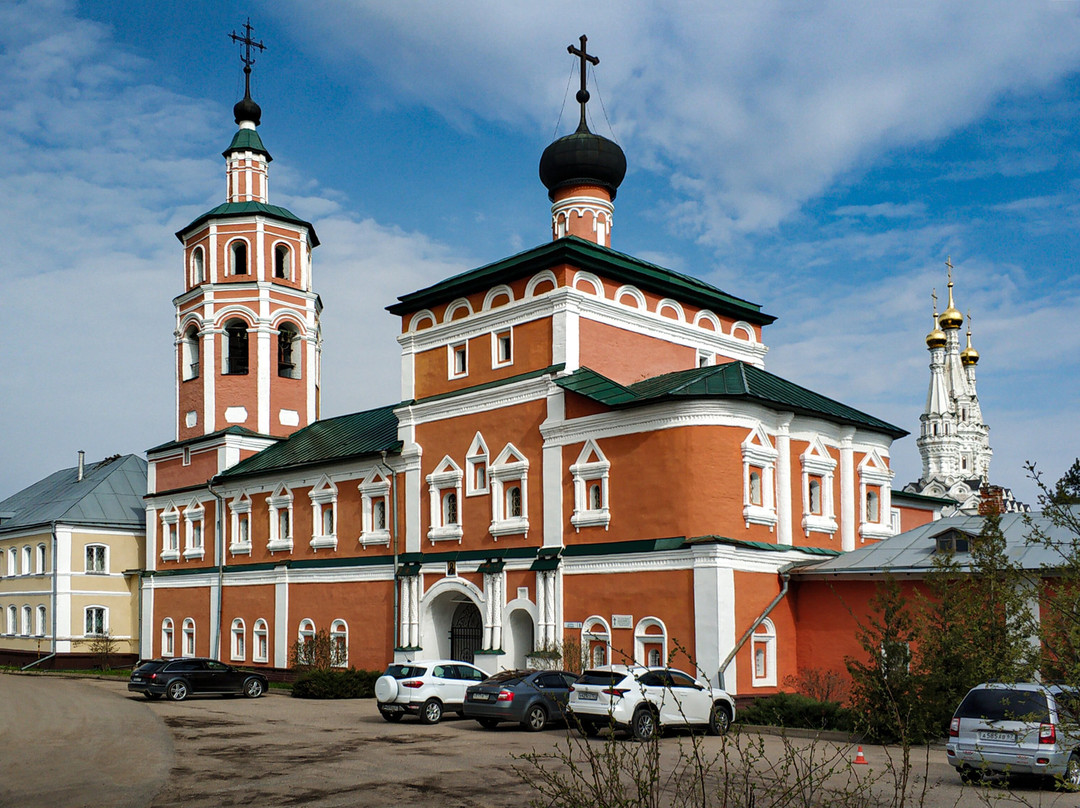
[
  {"left": 579, "top": 691, "right": 598, "bottom": 701},
  {"left": 472, "top": 693, "right": 492, "bottom": 701},
  {"left": 382, "top": 704, "right": 404, "bottom": 713},
  {"left": 132, "top": 677, "right": 142, "bottom": 682},
  {"left": 979, "top": 731, "right": 1014, "bottom": 742}
]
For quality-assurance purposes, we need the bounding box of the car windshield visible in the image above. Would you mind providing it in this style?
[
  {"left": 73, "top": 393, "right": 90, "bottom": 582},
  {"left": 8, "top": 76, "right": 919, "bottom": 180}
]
[
  {"left": 484, "top": 670, "right": 526, "bottom": 685},
  {"left": 578, "top": 670, "right": 627, "bottom": 686},
  {"left": 957, "top": 689, "right": 1050, "bottom": 723},
  {"left": 133, "top": 661, "right": 163, "bottom": 673},
  {"left": 385, "top": 665, "right": 426, "bottom": 679}
]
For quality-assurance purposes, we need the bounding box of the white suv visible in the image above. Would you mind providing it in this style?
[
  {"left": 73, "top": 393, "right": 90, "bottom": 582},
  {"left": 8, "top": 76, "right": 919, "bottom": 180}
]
[
  {"left": 374, "top": 660, "right": 486, "bottom": 724},
  {"left": 568, "top": 665, "right": 735, "bottom": 741}
]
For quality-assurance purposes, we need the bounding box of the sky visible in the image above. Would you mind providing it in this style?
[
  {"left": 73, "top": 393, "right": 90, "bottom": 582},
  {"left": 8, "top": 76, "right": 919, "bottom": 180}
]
[{"left": 2, "top": 0, "right": 1079, "bottom": 505}]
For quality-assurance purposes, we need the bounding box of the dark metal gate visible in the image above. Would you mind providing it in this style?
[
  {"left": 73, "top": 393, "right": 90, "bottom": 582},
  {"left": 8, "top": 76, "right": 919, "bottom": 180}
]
[{"left": 450, "top": 602, "right": 482, "bottom": 663}]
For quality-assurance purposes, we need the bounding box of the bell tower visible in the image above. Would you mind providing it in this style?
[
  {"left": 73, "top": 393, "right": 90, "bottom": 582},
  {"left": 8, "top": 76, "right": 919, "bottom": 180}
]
[{"left": 173, "top": 22, "right": 321, "bottom": 444}]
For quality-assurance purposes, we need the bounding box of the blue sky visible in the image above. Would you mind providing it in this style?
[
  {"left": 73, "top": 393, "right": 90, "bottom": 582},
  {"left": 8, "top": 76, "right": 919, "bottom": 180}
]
[{"left": 2, "top": 0, "right": 1079, "bottom": 504}]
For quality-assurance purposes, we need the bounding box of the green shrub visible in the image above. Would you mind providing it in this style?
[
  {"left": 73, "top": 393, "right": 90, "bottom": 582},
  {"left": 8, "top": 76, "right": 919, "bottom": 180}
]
[
  {"left": 291, "top": 668, "right": 380, "bottom": 699},
  {"left": 735, "top": 691, "right": 856, "bottom": 733}
]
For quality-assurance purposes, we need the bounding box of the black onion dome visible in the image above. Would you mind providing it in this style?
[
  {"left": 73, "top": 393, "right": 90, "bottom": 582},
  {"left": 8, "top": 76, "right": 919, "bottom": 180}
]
[
  {"left": 234, "top": 95, "right": 262, "bottom": 127},
  {"left": 539, "top": 122, "right": 626, "bottom": 201}
]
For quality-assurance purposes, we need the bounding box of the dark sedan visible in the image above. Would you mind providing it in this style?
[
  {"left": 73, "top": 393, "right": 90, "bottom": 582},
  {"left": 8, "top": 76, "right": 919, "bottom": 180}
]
[
  {"left": 464, "top": 669, "right": 578, "bottom": 731},
  {"left": 128, "top": 658, "right": 268, "bottom": 701}
]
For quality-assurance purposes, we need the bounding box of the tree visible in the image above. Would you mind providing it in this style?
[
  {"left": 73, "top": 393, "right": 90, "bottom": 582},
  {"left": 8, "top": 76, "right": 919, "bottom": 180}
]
[{"left": 291, "top": 628, "right": 346, "bottom": 671}]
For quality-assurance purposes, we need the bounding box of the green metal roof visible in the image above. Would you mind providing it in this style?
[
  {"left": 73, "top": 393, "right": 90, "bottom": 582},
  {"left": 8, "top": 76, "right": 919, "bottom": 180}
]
[
  {"left": 216, "top": 405, "right": 401, "bottom": 480},
  {"left": 223, "top": 128, "right": 271, "bottom": 160},
  {"left": 387, "top": 236, "right": 774, "bottom": 325},
  {"left": 554, "top": 362, "right": 908, "bottom": 438},
  {"left": 0, "top": 454, "right": 147, "bottom": 534},
  {"left": 891, "top": 489, "right": 959, "bottom": 506},
  {"left": 176, "top": 202, "right": 320, "bottom": 246},
  {"left": 687, "top": 535, "right": 841, "bottom": 557},
  {"left": 147, "top": 425, "right": 266, "bottom": 454}
]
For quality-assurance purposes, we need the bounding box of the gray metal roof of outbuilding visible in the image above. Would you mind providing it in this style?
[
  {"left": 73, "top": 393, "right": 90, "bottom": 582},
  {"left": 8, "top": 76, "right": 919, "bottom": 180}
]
[
  {"left": 794, "top": 509, "right": 1078, "bottom": 577},
  {"left": 0, "top": 454, "right": 147, "bottom": 533}
]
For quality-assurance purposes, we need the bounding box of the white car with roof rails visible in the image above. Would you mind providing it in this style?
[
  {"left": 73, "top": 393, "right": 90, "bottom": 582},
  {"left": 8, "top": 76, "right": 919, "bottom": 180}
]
[
  {"left": 568, "top": 664, "right": 735, "bottom": 741},
  {"left": 374, "top": 659, "right": 486, "bottom": 724}
]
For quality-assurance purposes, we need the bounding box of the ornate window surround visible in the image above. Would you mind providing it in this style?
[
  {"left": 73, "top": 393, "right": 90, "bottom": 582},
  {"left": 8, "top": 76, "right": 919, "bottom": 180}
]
[
  {"left": 741, "top": 426, "right": 778, "bottom": 529},
  {"left": 570, "top": 440, "right": 610, "bottom": 531},
  {"left": 427, "top": 456, "right": 464, "bottom": 543},
  {"left": 489, "top": 443, "right": 529, "bottom": 538},
  {"left": 800, "top": 438, "right": 838, "bottom": 536}
]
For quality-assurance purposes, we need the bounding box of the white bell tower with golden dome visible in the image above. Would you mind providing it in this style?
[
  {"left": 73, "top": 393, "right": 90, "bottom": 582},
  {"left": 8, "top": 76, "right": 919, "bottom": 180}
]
[{"left": 904, "top": 259, "right": 993, "bottom": 512}]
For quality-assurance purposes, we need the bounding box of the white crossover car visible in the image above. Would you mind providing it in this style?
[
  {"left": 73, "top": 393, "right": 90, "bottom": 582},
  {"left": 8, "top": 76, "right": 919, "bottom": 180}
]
[{"left": 374, "top": 659, "right": 486, "bottom": 724}]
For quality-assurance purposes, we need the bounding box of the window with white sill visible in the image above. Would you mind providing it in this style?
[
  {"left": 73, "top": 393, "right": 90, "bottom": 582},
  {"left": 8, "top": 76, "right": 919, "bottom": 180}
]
[
  {"left": 581, "top": 616, "right": 612, "bottom": 667},
  {"left": 330, "top": 619, "right": 348, "bottom": 667},
  {"left": 253, "top": 619, "right": 269, "bottom": 663},
  {"left": 448, "top": 341, "right": 468, "bottom": 379},
  {"left": 492, "top": 329, "right": 513, "bottom": 368},
  {"left": 85, "top": 544, "right": 107, "bottom": 574},
  {"left": 465, "top": 433, "right": 489, "bottom": 496},
  {"left": 36, "top": 543, "right": 46, "bottom": 574},
  {"left": 741, "top": 426, "right": 778, "bottom": 529},
  {"left": 359, "top": 471, "right": 391, "bottom": 546},
  {"left": 20, "top": 605, "right": 31, "bottom": 636},
  {"left": 309, "top": 477, "right": 338, "bottom": 551},
  {"left": 183, "top": 499, "right": 206, "bottom": 559},
  {"left": 634, "top": 617, "right": 668, "bottom": 668},
  {"left": 489, "top": 444, "right": 529, "bottom": 538},
  {"left": 858, "top": 450, "right": 894, "bottom": 541},
  {"left": 84, "top": 606, "right": 107, "bottom": 638},
  {"left": 35, "top": 605, "right": 46, "bottom": 637},
  {"left": 229, "top": 494, "right": 253, "bottom": 554},
  {"left": 162, "top": 618, "right": 175, "bottom": 657},
  {"left": 426, "top": 457, "right": 463, "bottom": 542},
  {"left": 296, "top": 619, "right": 316, "bottom": 665},
  {"left": 231, "top": 618, "right": 246, "bottom": 661},
  {"left": 570, "top": 440, "right": 610, "bottom": 531},
  {"left": 160, "top": 505, "right": 181, "bottom": 561},
  {"left": 268, "top": 484, "right": 294, "bottom": 552},
  {"left": 751, "top": 618, "right": 777, "bottom": 687},
  {"left": 182, "top": 617, "right": 196, "bottom": 656},
  {"left": 800, "top": 438, "right": 838, "bottom": 536}
]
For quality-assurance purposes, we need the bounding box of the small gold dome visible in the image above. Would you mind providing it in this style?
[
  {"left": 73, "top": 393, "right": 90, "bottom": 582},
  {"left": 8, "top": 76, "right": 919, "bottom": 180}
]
[
  {"left": 926, "top": 327, "right": 947, "bottom": 349},
  {"left": 961, "top": 326, "right": 979, "bottom": 365},
  {"left": 939, "top": 263, "right": 963, "bottom": 330}
]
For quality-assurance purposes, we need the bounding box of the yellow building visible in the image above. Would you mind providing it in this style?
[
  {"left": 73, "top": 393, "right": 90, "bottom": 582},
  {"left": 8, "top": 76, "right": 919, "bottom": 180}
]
[{"left": 0, "top": 453, "right": 146, "bottom": 668}]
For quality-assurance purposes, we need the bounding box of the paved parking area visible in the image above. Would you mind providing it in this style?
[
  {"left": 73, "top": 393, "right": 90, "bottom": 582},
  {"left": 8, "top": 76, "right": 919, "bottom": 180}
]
[{"left": 2, "top": 674, "right": 1077, "bottom": 807}]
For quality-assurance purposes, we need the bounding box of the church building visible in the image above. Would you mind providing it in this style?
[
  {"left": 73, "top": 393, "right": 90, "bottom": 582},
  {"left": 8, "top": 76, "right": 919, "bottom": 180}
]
[{"left": 141, "top": 37, "right": 947, "bottom": 696}]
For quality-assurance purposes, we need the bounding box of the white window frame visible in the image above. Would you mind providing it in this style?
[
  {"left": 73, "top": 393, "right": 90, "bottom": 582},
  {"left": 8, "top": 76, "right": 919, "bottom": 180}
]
[
  {"left": 6, "top": 605, "right": 15, "bottom": 634},
  {"left": 359, "top": 471, "right": 392, "bottom": 546},
  {"left": 751, "top": 618, "right": 777, "bottom": 687},
  {"left": 330, "top": 619, "right": 348, "bottom": 668},
  {"left": 465, "top": 433, "right": 490, "bottom": 496},
  {"left": 491, "top": 328, "right": 513, "bottom": 368},
  {"left": 581, "top": 616, "right": 612, "bottom": 667},
  {"left": 181, "top": 324, "right": 201, "bottom": 381},
  {"left": 35, "top": 605, "right": 46, "bottom": 637},
  {"left": 448, "top": 340, "right": 468, "bottom": 379},
  {"left": 742, "top": 426, "right": 778, "bottom": 529},
  {"left": 800, "top": 438, "right": 838, "bottom": 536},
  {"left": 84, "top": 605, "right": 107, "bottom": 638},
  {"left": 268, "top": 484, "right": 294, "bottom": 553},
  {"left": 426, "top": 457, "right": 464, "bottom": 543},
  {"left": 191, "top": 244, "right": 205, "bottom": 284},
  {"left": 231, "top": 618, "right": 246, "bottom": 661},
  {"left": 253, "top": 618, "right": 269, "bottom": 663},
  {"left": 297, "top": 618, "right": 316, "bottom": 665},
  {"left": 21, "top": 545, "right": 31, "bottom": 575},
  {"left": 36, "top": 543, "right": 46, "bottom": 574},
  {"left": 6, "top": 547, "right": 16, "bottom": 578},
  {"left": 162, "top": 618, "right": 175, "bottom": 657},
  {"left": 570, "top": 440, "right": 611, "bottom": 531},
  {"left": 182, "top": 618, "right": 196, "bottom": 657},
  {"left": 858, "top": 451, "right": 894, "bottom": 541},
  {"left": 696, "top": 349, "right": 715, "bottom": 368},
  {"left": 228, "top": 238, "right": 249, "bottom": 276},
  {"left": 183, "top": 499, "right": 206, "bottom": 560},
  {"left": 85, "top": 544, "right": 108, "bottom": 574},
  {"left": 309, "top": 476, "right": 338, "bottom": 551},
  {"left": 489, "top": 444, "right": 529, "bottom": 538},
  {"left": 229, "top": 494, "right": 253, "bottom": 555},
  {"left": 21, "top": 604, "right": 31, "bottom": 636},
  {"left": 634, "top": 617, "right": 668, "bottom": 667},
  {"left": 273, "top": 241, "right": 292, "bottom": 280},
  {"left": 160, "top": 505, "right": 181, "bottom": 562}
]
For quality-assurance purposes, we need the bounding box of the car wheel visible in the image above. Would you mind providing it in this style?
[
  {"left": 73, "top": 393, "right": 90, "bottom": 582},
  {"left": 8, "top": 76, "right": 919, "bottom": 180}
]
[
  {"left": 631, "top": 707, "right": 659, "bottom": 742},
  {"left": 1061, "top": 754, "right": 1080, "bottom": 791},
  {"left": 523, "top": 704, "right": 548, "bottom": 732},
  {"left": 707, "top": 702, "right": 731, "bottom": 736},
  {"left": 166, "top": 680, "right": 189, "bottom": 702},
  {"left": 143, "top": 692, "right": 162, "bottom": 701},
  {"left": 379, "top": 709, "right": 404, "bottom": 723},
  {"left": 243, "top": 677, "right": 265, "bottom": 698},
  {"left": 477, "top": 718, "right": 500, "bottom": 729},
  {"left": 419, "top": 698, "right": 443, "bottom": 725}
]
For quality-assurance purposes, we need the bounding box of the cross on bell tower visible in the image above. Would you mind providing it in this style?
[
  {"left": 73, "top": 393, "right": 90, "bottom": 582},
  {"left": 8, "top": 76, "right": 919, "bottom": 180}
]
[{"left": 568, "top": 35, "right": 599, "bottom": 132}]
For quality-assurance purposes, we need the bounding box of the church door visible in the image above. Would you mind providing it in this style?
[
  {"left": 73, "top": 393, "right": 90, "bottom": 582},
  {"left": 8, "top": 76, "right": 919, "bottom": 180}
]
[{"left": 450, "top": 602, "right": 483, "bottom": 663}]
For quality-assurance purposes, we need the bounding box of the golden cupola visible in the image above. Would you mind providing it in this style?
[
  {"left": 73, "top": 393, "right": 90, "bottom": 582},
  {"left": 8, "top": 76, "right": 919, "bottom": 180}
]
[
  {"left": 925, "top": 295, "right": 946, "bottom": 349},
  {"left": 961, "top": 321, "right": 980, "bottom": 366}
]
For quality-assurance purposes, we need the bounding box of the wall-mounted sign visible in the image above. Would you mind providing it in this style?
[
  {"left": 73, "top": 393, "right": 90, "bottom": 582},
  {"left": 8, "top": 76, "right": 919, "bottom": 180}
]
[
  {"left": 612, "top": 614, "right": 633, "bottom": 629},
  {"left": 564, "top": 621, "right": 583, "bottom": 629}
]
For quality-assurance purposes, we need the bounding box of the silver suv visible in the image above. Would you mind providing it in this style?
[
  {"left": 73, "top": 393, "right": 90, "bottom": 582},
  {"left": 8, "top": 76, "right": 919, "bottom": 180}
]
[
  {"left": 946, "top": 682, "right": 1080, "bottom": 787},
  {"left": 568, "top": 665, "right": 735, "bottom": 741},
  {"left": 374, "top": 660, "right": 486, "bottom": 724}
]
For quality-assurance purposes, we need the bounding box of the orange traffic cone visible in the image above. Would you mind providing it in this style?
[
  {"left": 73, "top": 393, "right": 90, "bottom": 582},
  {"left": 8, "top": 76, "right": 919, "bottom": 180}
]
[{"left": 853, "top": 746, "right": 868, "bottom": 765}]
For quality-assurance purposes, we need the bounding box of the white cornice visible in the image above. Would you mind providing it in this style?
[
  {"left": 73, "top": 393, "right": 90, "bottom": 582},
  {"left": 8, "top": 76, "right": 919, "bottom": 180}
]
[{"left": 397, "top": 375, "right": 552, "bottom": 427}]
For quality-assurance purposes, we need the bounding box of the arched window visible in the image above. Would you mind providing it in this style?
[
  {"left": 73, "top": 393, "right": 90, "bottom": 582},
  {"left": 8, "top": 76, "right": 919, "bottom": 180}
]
[
  {"left": 21, "top": 605, "right": 31, "bottom": 636},
  {"left": 182, "top": 325, "right": 200, "bottom": 380},
  {"left": 36, "top": 544, "right": 46, "bottom": 574},
  {"left": 634, "top": 617, "right": 668, "bottom": 667},
  {"left": 162, "top": 618, "right": 174, "bottom": 657},
  {"left": 224, "top": 319, "right": 249, "bottom": 375},
  {"left": 648, "top": 648, "right": 662, "bottom": 667},
  {"left": 230, "top": 240, "right": 248, "bottom": 275},
  {"left": 6, "top": 605, "right": 15, "bottom": 634},
  {"left": 749, "top": 470, "right": 763, "bottom": 506},
  {"left": 373, "top": 499, "right": 386, "bottom": 531},
  {"left": 751, "top": 618, "right": 777, "bottom": 687},
  {"left": 443, "top": 491, "right": 458, "bottom": 526},
  {"left": 322, "top": 505, "right": 334, "bottom": 536},
  {"left": 866, "top": 489, "right": 880, "bottom": 523},
  {"left": 278, "top": 324, "right": 300, "bottom": 379},
  {"left": 231, "top": 618, "right": 246, "bottom": 661},
  {"left": 506, "top": 485, "right": 522, "bottom": 518},
  {"left": 182, "top": 618, "right": 196, "bottom": 656},
  {"left": 35, "top": 605, "right": 46, "bottom": 636},
  {"left": 274, "top": 244, "right": 290, "bottom": 279},
  {"left": 253, "top": 619, "right": 269, "bottom": 663},
  {"left": 191, "top": 246, "right": 205, "bottom": 284},
  {"left": 808, "top": 479, "right": 821, "bottom": 515},
  {"left": 589, "top": 482, "right": 602, "bottom": 511},
  {"left": 582, "top": 616, "right": 611, "bottom": 668},
  {"left": 297, "top": 619, "right": 316, "bottom": 665},
  {"left": 22, "top": 545, "right": 31, "bottom": 575},
  {"left": 330, "top": 620, "right": 348, "bottom": 667}
]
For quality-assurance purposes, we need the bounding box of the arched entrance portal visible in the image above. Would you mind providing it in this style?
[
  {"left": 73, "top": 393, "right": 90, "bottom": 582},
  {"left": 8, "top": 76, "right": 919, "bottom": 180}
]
[{"left": 450, "top": 602, "right": 483, "bottom": 663}]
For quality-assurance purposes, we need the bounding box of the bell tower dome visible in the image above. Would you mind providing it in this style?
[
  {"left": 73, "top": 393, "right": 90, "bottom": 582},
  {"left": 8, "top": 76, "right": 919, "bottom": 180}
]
[{"left": 171, "top": 21, "right": 321, "bottom": 445}]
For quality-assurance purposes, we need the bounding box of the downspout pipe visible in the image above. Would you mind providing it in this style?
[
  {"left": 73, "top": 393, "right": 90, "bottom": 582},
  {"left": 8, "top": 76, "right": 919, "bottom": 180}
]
[
  {"left": 717, "top": 562, "right": 796, "bottom": 691},
  {"left": 208, "top": 479, "right": 226, "bottom": 661},
  {"left": 379, "top": 451, "right": 400, "bottom": 650}
]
